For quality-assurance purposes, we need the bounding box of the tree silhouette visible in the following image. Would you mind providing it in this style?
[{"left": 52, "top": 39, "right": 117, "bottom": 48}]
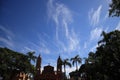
[
  {"left": 26, "top": 51, "right": 37, "bottom": 74},
  {"left": 62, "top": 59, "right": 71, "bottom": 79},
  {"left": 97, "top": 30, "right": 120, "bottom": 79},
  {"left": 0, "top": 47, "right": 34, "bottom": 80},
  {"left": 80, "top": 30, "right": 120, "bottom": 80},
  {"left": 27, "top": 51, "right": 37, "bottom": 63},
  {"left": 71, "top": 55, "right": 82, "bottom": 70},
  {"left": 109, "top": 0, "right": 120, "bottom": 17}
]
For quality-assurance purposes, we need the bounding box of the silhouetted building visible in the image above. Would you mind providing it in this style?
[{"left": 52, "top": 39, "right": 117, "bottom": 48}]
[
  {"left": 35, "top": 54, "right": 42, "bottom": 78},
  {"left": 34, "top": 55, "right": 63, "bottom": 80}
]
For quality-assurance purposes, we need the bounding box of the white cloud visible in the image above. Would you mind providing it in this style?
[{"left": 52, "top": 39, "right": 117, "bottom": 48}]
[
  {"left": 0, "top": 25, "right": 14, "bottom": 47},
  {"left": 0, "top": 25, "right": 14, "bottom": 37},
  {"left": 47, "top": 0, "right": 72, "bottom": 39},
  {"left": 106, "top": 0, "right": 112, "bottom": 4},
  {"left": 0, "top": 37, "right": 13, "bottom": 47},
  {"left": 115, "top": 21, "right": 120, "bottom": 30},
  {"left": 28, "top": 41, "right": 40, "bottom": 49},
  {"left": 47, "top": 0, "right": 80, "bottom": 54},
  {"left": 103, "top": 11, "right": 109, "bottom": 21},
  {"left": 84, "top": 27, "right": 108, "bottom": 51},
  {"left": 89, "top": 5, "right": 102, "bottom": 27},
  {"left": 24, "top": 47, "right": 34, "bottom": 51},
  {"left": 90, "top": 27, "right": 103, "bottom": 41},
  {"left": 83, "top": 42, "right": 87, "bottom": 49},
  {"left": 40, "top": 44, "right": 50, "bottom": 54},
  {"left": 28, "top": 40, "right": 50, "bottom": 54},
  {"left": 37, "top": 34, "right": 51, "bottom": 54},
  {"left": 68, "top": 29, "right": 80, "bottom": 52}
]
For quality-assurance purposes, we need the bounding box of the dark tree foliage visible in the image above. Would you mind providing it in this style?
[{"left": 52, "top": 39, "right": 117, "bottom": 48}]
[
  {"left": 62, "top": 59, "right": 71, "bottom": 80},
  {"left": 70, "top": 55, "right": 82, "bottom": 70},
  {"left": 69, "top": 70, "right": 80, "bottom": 80},
  {"left": 96, "top": 30, "right": 120, "bottom": 80},
  {"left": 79, "top": 30, "right": 120, "bottom": 80},
  {"left": 109, "top": 0, "right": 120, "bottom": 17},
  {"left": 0, "top": 47, "right": 36, "bottom": 80}
]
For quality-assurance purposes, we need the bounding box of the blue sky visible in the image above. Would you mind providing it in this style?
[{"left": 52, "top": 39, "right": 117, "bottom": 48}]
[{"left": 0, "top": 0, "right": 120, "bottom": 73}]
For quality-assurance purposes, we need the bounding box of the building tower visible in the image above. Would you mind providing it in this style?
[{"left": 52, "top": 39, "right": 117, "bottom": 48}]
[
  {"left": 57, "top": 56, "right": 62, "bottom": 72},
  {"left": 57, "top": 56, "right": 63, "bottom": 80},
  {"left": 36, "top": 54, "right": 41, "bottom": 75}
]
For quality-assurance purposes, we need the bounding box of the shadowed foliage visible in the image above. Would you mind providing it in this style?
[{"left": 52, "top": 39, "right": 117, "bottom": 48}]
[
  {"left": 0, "top": 47, "right": 36, "bottom": 80},
  {"left": 62, "top": 58, "right": 71, "bottom": 80},
  {"left": 109, "top": 0, "right": 120, "bottom": 17},
  {"left": 71, "top": 55, "right": 82, "bottom": 70},
  {"left": 79, "top": 30, "right": 120, "bottom": 80}
]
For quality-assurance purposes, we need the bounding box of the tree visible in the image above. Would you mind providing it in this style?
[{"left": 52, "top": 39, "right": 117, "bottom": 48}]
[
  {"left": 0, "top": 47, "right": 35, "bottom": 80},
  {"left": 62, "top": 59, "right": 71, "bottom": 79},
  {"left": 27, "top": 51, "right": 37, "bottom": 63},
  {"left": 79, "top": 30, "right": 120, "bottom": 80},
  {"left": 80, "top": 54, "right": 97, "bottom": 80},
  {"left": 109, "top": 0, "right": 120, "bottom": 17},
  {"left": 71, "top": 55, "right": 82, "bottom": 70},
  {"left": 26, "top": 51, "right": 37, "bottom": 75},
  {"left": 96, "top": 30, "right": 120, "bottom": 80}
]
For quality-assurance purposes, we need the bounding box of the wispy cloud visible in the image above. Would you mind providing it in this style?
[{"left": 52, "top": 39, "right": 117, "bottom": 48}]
[
  {"left": 47, "top": 0, "right": 72, "bottom": 39},
  {"left": 68, "top": 29, "right": 80, "bottom": 53},
  {"left": 90, "top": 27, "right": 103, "bottom": 41},
  {"left": 0, "top": 25, "right": 14, "bottom": 37},
  {"left": 0, "top": 37, "right": 13, "bottom": 47},
  {"left": 47, "top": 0, "right": 80, "bottom": 54},
  {"left": 89, "top": 5, "right": 102, "bottom": 27},
  {"left": 24, "top": 46, "right": 34, "bottom": 52},
  {"left": 28, "top": 40, "right": 50, "bottom": 54},
  {"left": 103, "top": 11, "right": 109, "bottom": 21},
  {"left": 105, "top": 0, "right": 112, "bottom": 4},
  {"left": 83, "top": 27, "right": 103, "bottom": 51},
  {"left": 83, "top": 42, "right": 87, "bottom": 49},
  {"left": 115, "top": 21, "right": 120, "bottom": 30},
  {"left": 37, "top": 33, "right": 51, "bottom": 54},
  {"left": 84, "top": 26, "right": 109, "bottom": 52},
  {"left": 0, "top": 25, "right": 14, "bottom": 47},
  {"left": 39, "top": 42, "right": 50, "bottom": 54}
]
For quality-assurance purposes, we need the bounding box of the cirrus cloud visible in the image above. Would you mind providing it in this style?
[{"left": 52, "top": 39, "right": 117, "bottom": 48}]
[
  {"left": 47, "top": 0, "right": 80, "bottom": 54},
  {"left": 0, "top": 25, "right": 14, "bottom": 47},
  {"left": 89, "top": 5, "right": 102, "bottom": 27}
]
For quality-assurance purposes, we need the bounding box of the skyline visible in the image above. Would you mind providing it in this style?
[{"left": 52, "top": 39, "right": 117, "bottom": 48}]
[{"left": 0, "top": 0, "right": 120, "bottom": 73}]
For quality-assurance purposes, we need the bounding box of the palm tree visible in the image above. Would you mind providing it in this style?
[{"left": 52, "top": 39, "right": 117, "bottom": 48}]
[
  {"left": 27, "top": 51, "right": 37, "bottom": 63},
  {"left": 26, "top": 51, "right": 37, "bottom": 73},
  {"left": 62, "top": 59, "right": 71, "bottom": 79},
  {"left": 71, "top": 55, "right": 82, "bottom": 70}
]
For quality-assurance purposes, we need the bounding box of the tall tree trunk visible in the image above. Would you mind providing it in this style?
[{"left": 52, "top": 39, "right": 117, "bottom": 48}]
[
  {"left": 64, "top": 65, "right": 66, "bottom": 73},
  {"left": 76, "top": 61, "right": 78, "bottom": 70},
  {"left": 64, "top": 65, "right": 66, "bottom": 80}
]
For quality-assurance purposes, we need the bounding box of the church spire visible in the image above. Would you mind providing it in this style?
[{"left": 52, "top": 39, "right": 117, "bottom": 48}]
[
  {"left": 36, "top": 54, "right": 42, "bottom": 75},
  {"left": 57, "top": 56, "right": 62, "bottom": 72}
]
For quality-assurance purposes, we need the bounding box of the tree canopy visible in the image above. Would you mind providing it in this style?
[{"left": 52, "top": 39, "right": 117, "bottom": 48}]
[
  {"left": 79, "top": 30, "right": 120, "bottom": 80},
  {"left": 109, "top": 0, "right": 120, "bottom": 17},
  {"left": 71, "top": 55, "right": 82, "bottom": 70},
  {"left": 0, "top": 47, "right": 36, "bottom": 80}
]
